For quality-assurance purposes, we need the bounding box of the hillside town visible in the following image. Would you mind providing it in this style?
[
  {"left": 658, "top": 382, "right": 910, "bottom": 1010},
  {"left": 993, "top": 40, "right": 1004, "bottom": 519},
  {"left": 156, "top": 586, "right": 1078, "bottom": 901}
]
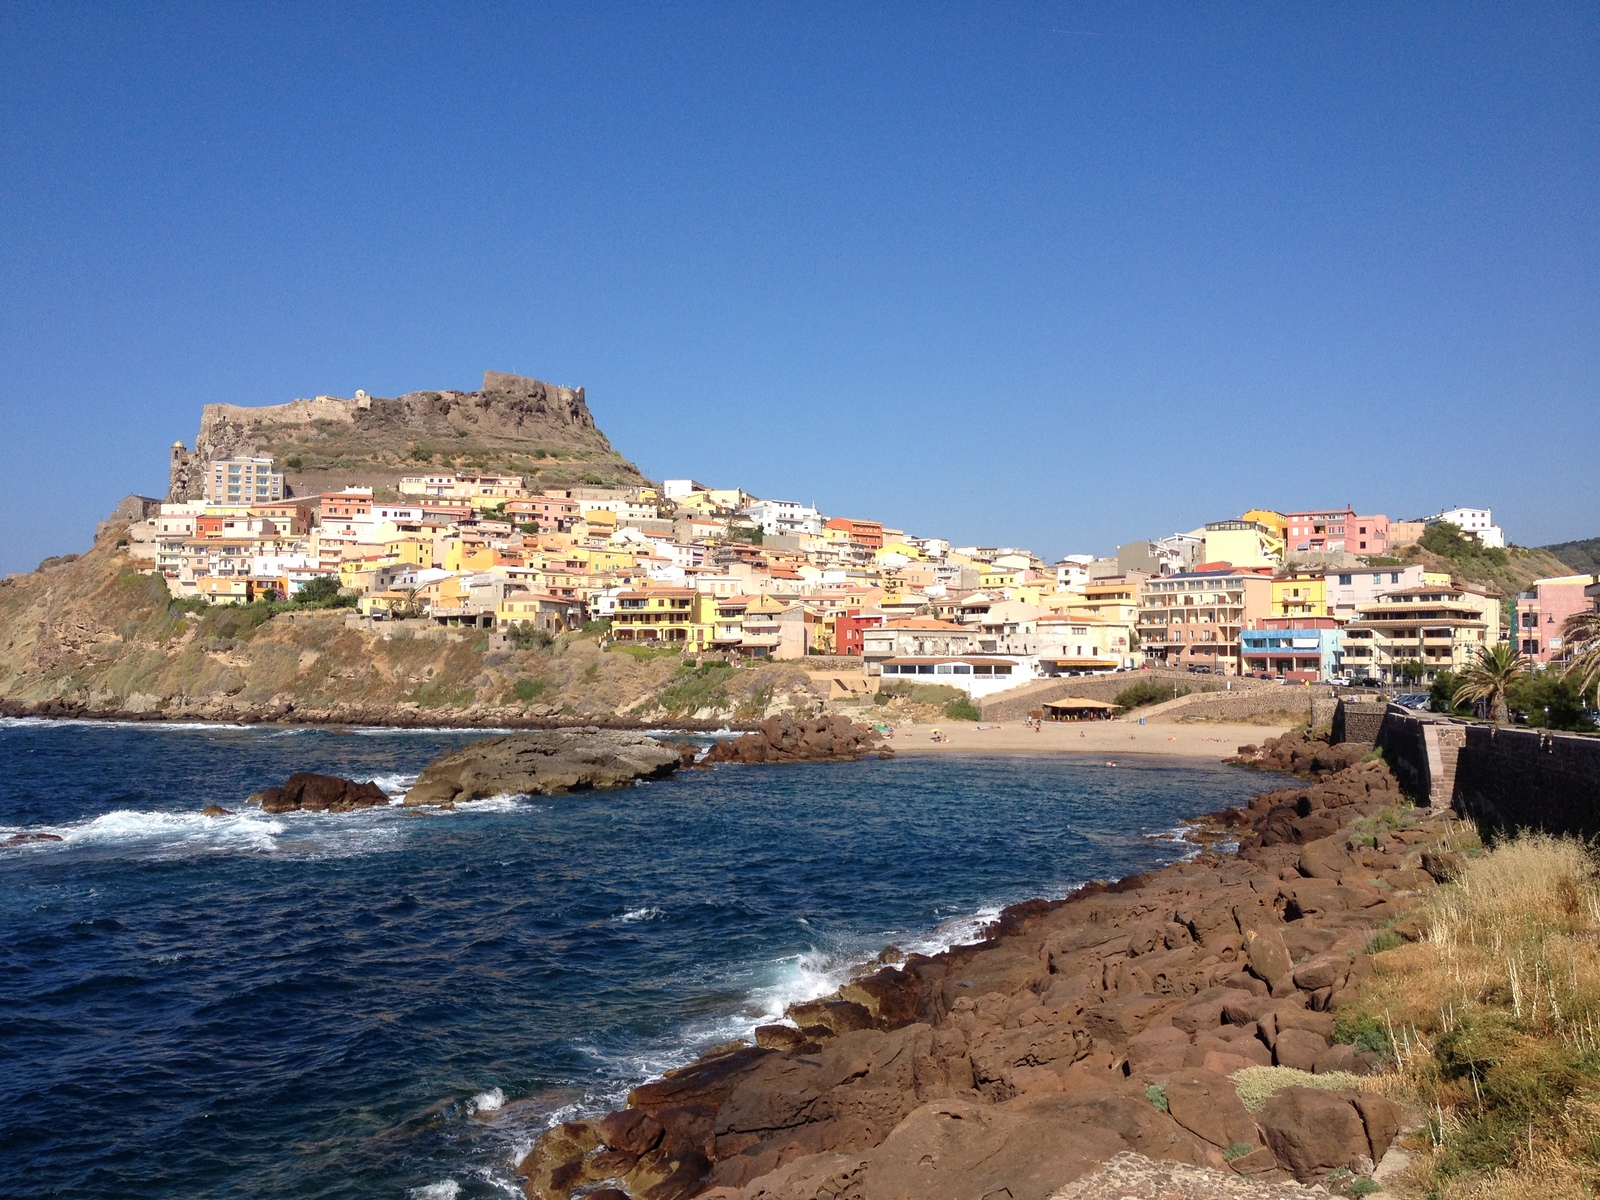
[{"left": 105, "top": 453, "right": 1598, "bottom": 704}]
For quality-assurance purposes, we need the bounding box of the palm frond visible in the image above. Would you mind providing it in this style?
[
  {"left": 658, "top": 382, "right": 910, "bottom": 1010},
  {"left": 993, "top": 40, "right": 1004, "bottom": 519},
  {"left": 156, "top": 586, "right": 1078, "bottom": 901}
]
[
  {"left": 1451, "top": 643, "right": 1529, "bottom": 723},
  {"left": 1561, "top": 608, "right": 1600, "bottom": 702}
]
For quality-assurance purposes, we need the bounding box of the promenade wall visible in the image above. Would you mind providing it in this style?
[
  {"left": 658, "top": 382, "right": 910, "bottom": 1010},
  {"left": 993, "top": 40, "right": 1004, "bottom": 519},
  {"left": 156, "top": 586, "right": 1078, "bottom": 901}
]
[{"left": 1339, "top": 699, "right": 1600, "bottom": 835}]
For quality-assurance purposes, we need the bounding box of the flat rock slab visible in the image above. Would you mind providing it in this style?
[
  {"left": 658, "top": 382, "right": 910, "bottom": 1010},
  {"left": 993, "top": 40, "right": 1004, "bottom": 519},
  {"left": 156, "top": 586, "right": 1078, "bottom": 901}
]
[
  {"left": 1052, "top": 1151, "right": 1322, "bottom": 1199},
  {"left": 403, "top": 728, "right": 683, "bottom": 806}
]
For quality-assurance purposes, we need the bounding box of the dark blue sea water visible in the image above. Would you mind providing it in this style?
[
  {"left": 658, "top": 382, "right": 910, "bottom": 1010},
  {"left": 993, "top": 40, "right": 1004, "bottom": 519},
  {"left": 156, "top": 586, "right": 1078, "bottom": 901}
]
[{"left": 0, "top": 719, "right": 1272, "bottom": 1199}]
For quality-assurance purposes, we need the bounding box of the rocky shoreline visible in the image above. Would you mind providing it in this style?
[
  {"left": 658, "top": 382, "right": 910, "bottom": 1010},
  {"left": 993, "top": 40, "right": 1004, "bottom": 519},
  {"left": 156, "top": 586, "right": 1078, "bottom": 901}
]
[
  {"left": 515, "top": 732, "right": 1446, "bottom": 1200},
  {"left": 232, "top": 718, "right": 892, "bottom": 813},
  {"left": 0, "top": 696, "right": 757, "bottom": 733}
]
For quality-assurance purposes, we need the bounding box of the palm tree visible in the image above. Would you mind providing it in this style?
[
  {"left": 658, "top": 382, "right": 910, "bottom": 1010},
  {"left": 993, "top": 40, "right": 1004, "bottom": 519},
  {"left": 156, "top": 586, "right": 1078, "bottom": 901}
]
[
  {"left": 1561, "top": 608, "right": 1600, "bottom": 705},
  {"left": 1452, "top": 643, "right": 1528, "bottom": 723}
]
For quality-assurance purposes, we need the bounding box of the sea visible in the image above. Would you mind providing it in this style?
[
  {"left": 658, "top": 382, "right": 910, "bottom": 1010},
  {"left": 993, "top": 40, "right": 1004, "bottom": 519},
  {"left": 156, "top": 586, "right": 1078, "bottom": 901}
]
[{"left": 0, "top": 718, "right": 1274, "bottom": 1199}]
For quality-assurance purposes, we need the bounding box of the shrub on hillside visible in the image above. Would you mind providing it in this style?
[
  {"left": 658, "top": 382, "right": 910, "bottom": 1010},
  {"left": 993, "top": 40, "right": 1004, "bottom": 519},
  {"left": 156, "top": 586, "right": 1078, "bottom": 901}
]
[
  {"left": 1114, "top": 679, "right": 1191, "bottom": 710},
  {"left": 942, "top": 695, "right": 980, "bottom": 721},
  {"left": 1420, "top": 520, "right": 1510, "bottom": 568}
]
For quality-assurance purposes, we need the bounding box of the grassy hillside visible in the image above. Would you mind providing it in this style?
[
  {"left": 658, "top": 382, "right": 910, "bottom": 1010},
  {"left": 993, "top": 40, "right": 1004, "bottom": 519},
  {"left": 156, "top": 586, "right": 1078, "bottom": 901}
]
[
  {"left": 0, "top": 524, "right": 810, "bottom": 723},
  {"left": 1541, "top": 536, "right": 1600, "bottom": 575},
  {"left": 1399, "top": 535, "right": 1573, "bottom": 607}
]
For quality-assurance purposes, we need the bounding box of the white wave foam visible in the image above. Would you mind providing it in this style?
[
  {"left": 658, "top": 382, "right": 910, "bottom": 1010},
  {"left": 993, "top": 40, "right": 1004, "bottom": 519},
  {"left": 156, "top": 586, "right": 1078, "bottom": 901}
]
[
  {"left": 0, "top": 716, "right": 254, "bottom": 731},
  {"left": 451, "top": 793, "right": 533, "bottom": 812},
  {"left": 367, "top": 772, "right": 418, "bottom": 797},
  {"left": 1, "top": 808, "right": 286, "bottom": 855},
  {"left": 747, "top": 944, "right": 860, "bottom": 1025},
  {"left": 408, "top": 1182, "right": 461, "bottom": 1200},
  {"left": 345, "top": 726, "right": 516, "bottom": 736},
  {"left": 617, "top": 907, "right": 663, "bottom": 922},
  {"left": 468, "top": 1086, "right": 505, "bottom": 1114},
  {"left": 900, "top": 905, "right": 1003, "bottom": 957}
]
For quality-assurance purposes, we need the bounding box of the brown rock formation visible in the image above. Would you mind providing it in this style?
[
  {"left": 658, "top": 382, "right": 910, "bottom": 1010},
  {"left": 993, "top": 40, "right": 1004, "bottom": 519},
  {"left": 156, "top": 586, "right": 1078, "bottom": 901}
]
[
  {"left": 404, "top": 728, "right": 685, "bottom": 806},
  {"left": 246, "top": 773, "right": 390, "bottom": 813},
  {"left": 519, "top": 753, "right": 1437, "bottom": 1199},
  {"left": 1228, "top": 728, "right": 1369, "bottom": 777},
  {"left": 698, "top": 716, "right": 888, "bottom": 766},
  {"left": 167, "top": 369, "right": 643, "bottom": 502}
]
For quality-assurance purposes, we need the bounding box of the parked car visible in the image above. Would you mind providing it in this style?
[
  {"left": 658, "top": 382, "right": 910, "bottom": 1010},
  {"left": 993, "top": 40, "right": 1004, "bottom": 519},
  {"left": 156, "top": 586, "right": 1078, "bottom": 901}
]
[{"left": 1395, "top": 693, "right": 1431, "bottom": 711}]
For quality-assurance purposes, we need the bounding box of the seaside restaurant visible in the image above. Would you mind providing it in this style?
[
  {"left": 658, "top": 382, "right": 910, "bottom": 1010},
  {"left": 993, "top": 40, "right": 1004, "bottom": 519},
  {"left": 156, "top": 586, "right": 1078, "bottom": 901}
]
[
  {"left": 877, "top": 655, "right": 1026, "bottom": 698},
  {"left": 1042, "top": 697, "right": 1123, "bottom": 722}
]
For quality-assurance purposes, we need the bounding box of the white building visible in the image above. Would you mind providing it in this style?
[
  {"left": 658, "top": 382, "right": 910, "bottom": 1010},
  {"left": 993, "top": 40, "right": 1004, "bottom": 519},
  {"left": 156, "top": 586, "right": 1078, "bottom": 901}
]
[
  {"left": 204, "top": 457, "right": 283, "bottom": 505},
  {"left": 1324, "top": 563, "right": 1436, "bottom": 620},
  {"left": 662, "top": 479, "right": 708, "bottom": 500},
  {"left": 1424, "top": 507, "right": 1505, "bottom": 549},
  {"left": 742, "top": 499, "right": 823, "bottom": 538},
  {"left": 876, "top": 656, "right": 1034, "bottom": 699}
]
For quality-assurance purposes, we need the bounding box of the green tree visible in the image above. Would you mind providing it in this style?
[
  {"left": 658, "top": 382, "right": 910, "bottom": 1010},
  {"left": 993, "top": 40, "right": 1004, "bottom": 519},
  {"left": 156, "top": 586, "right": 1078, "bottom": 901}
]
[
  {"left": 1451, "top": 644, "right": 1529, "bottom": 723},
  {"left": 295, "top": 576, "right": 344, "bottom": 605},
  {"left": 1429, "top": 670, "right": 1472, "bottom": 716},
  {"left": 1506, "top": 670, "right": 1590, "bottom": 731}
]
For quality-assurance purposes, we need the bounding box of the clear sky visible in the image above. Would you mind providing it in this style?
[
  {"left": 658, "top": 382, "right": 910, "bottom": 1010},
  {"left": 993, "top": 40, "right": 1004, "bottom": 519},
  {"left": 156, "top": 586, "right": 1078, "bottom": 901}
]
[{"left": 2, "top": 3, "right": 1596, "bottom": 574}]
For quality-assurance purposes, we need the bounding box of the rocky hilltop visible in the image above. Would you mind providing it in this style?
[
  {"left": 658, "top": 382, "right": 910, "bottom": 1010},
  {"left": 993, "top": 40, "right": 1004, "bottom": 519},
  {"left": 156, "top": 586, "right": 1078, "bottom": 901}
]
[{"left": 168, "top": 370, "right": 644, "bottom": 500}]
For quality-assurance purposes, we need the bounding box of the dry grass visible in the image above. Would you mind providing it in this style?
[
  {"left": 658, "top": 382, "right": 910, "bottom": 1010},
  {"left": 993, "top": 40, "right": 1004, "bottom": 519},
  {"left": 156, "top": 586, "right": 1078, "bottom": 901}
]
[
  {"left": 1230, "top": 1065, "right": 1371, "bottom": 1111},
  {"left": 1340, "top": 831, "right": 1600, "bottom": 1198}
]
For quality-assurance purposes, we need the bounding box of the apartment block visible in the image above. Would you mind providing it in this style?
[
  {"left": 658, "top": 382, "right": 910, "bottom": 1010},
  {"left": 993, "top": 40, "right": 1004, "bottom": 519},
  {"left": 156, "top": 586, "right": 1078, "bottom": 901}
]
[
  {"left": 204, "top": 457, "right": 283, "bottom": 505},
  {"left": 1136, "top": 568, "right": 1273, "bottom": 674},
  {"left": 1340, "top": 585, "right": 1501, "bottom": 684}
]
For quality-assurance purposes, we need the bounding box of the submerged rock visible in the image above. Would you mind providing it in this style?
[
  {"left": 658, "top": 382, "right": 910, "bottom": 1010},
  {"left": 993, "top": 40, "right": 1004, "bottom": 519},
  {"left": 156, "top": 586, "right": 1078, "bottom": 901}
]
[
  {"left": 199, "top": 804, "right": 234, "bottom": 817},
  {"left": 403, "top": 728, "right": 683, "bottom": 806},
  {"left": 246, "top": 773, "right": 390, "bottom": 813},
  {"left": 3, "top": 831, "right": 64, "bottom": 845}
]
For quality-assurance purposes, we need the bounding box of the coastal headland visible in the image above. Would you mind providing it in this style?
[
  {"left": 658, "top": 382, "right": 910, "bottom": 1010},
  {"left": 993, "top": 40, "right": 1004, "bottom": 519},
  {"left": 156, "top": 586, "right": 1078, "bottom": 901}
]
[{"left": 511, "top": 732, "right": 1439, "bottom": 1200}]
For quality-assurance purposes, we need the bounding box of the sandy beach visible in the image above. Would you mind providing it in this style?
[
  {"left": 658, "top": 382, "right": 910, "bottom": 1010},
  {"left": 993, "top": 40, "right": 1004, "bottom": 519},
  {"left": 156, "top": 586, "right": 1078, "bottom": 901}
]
[{"left": 882, "top": 718, "right": 1289, "bottom": 759}]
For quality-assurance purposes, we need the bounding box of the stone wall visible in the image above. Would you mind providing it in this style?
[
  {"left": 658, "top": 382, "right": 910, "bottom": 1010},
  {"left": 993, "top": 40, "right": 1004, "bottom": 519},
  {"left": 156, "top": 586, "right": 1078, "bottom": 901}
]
[
  {"left": 1454, "top": 725, "right": 1600, "bottom": 838},
  {"left": 1331, "top": 700, "right": 1387, "bottom": 749},
  {"left": 1374, "top": 708, "right": 1434, "bottom": 804},
  {"left": 979, "top": 672, "right": 1285, "bottom": 722},
  {"left": 1374, "top": 705, "right": 1600, "bottom": 830},
  {"left": 1143, "top": 686, "right": 1327, "bottom": 725}
]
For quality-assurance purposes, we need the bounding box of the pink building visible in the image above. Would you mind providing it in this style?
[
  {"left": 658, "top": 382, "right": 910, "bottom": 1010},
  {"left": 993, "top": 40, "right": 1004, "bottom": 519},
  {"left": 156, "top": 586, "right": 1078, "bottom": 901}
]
[
  {"left": 1284, "top": 508, "right": 1388, "bottom": 555},
  {"left": 1285, "top": 508, "right": 1355, "bottom": 553},
  {"left": 1515, "top": 575, "right": 1599, "bottom": 664},
  {"left": 1347, "top": 514, "right": 1389, "bottom": 555}
]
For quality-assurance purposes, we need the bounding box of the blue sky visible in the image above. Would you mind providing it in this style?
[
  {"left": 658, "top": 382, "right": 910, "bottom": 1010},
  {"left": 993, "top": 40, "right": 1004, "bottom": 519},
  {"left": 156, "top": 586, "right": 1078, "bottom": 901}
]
[{"left": 2, "top": 3, "right": 1596, "bottom": 574}]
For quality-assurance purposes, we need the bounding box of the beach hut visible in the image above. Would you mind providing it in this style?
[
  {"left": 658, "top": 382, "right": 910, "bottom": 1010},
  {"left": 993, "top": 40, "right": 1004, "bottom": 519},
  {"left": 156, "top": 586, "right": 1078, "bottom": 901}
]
[{"left": 1042, "top": 697, "right": 1123, "bottom": 722}]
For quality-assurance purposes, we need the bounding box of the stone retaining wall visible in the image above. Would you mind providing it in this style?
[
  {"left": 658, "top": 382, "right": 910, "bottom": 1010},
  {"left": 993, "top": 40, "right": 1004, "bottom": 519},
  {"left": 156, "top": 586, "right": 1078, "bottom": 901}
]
[
  {"left": 1143, "top": 686, "right": 1327, "bottom": 725},
  {"left": 1455, "top": 724, "right": 1600, "bottom": 837},
  {"left": 1370, "top": 704, "right": 1600, "bottom": 830},
  {"left": 1331, "top": 700, "right": 1387, "bottom": 749}
]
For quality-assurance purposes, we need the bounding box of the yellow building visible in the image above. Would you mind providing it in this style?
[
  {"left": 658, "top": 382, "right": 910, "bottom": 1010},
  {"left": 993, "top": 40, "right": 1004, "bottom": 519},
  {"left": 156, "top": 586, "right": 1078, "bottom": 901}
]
[
  {"left": 387, "top": 538, "right": 434, "bottom": 569},
  {"left": 1240, "top": 509, "right": 1288, "bottom": 542},
  {"left": 610, "top": 588, "right": 703, "bottom": 646},
  {"left": 1270, "top": 571, "right": 1329, "bottom": 619},
  {"left": 877, "top": 540, "right": 925, "bottom": 561},
  {"left": 194, "top": 576, "right": 252, "bottom": 604},
  {"left": 444, "top": 542, "right": 500, "bottom": 573},
  {"left": 978, "top": 566, "right": 1027, "bottom": 591},
  {"left": 1202, "top": 520, "right": 1284, "bottom": 569}
]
